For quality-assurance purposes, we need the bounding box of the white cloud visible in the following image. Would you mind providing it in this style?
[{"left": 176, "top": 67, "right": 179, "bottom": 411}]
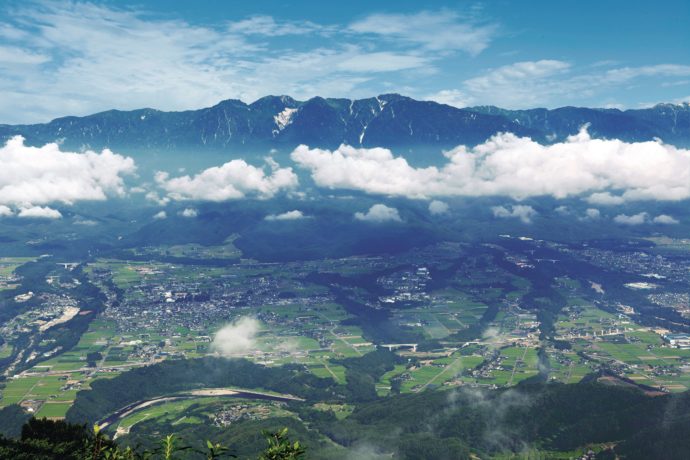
[
  {"left": 0, "top": 4, "right": 475, "bottom": 123},
  {"left": 74, "top": 218, "right": 98, "bottom": 226},
  {"left": 0, "top": 136, "right": 135, "bottom": 208},
  {"left": 602, "top": 65, "right": 690, "bottom": 84},
  {"left": 584, "top": 208, "right": 601, "bottom": 220},
  {"left": 613, "top": 212, "right": 680, "bottom": 225},
  {"left": 153, "top": 210, "right": 167, "bottom": 220},
  {"left": 0, "top": 5, "right": 371, "bottom": 122},
  {"left": 226, "top": 15, "right": 328, "bottom": 36},
  {"left": 179, "top": 208, "right": 198, "bottom": 218},
  {"left": 1, "top": 2, "right": 688, "bottom": 121},
  {"left": 440, "top": 62, "right": 690, "bottom": 109},
  {"left": 265, "top": 210, "right": 307, "bottom": 221},
  {"left": 492, "top": 205, "right": 537, "bottom": 224},
  {"left": 463, "top": 60, "right": 571, "bottom": 107},
  {"left": 211, "top": 317, "right": 261, "bottom": 356},
  {"left": 145, "top": 191, "right": 170, "bottom": 206},
  {"left": 653, "top": 214, "right": 679, "bottom": 224},
  {"left": 0, "top": 205, "right": 13, "bottom": 217},
  {"left": 554, "top": 205, "right": 570, "bottom": 215},
  {"left": 348, "top": 10, "right": 496, "bottom": 55},
  {"left": 424, "top": 89, "right": 472, "bottom": 108},
  {"left": 428, "top": 200, "right": 449, "bottom": 215},
  {"left": 614, "top": 212, "right": 649, "bottom": 225},
  {"left": 18, "top": 206, "right": 62, "bottom": 219},
  {"left": 354, "top": 204, "right": 402, "bottom": 223},
  {"left": 586, "top": 192, "right": 626, "bottom": 206},
  {"left": 156, "top": 159, "right": 298, "bottom": 201},
  {"left": 336, "top": 52, "right": 429, "bottom": 73},
  {"left": 292, "top": 128, "right": 690, "bottom": 203}
]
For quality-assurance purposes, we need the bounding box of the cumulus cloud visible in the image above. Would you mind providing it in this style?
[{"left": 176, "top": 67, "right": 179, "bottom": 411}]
[
  {"left": 292, "top": 128, "right": 690, "bottom": 203},
  {"left": 145, "top": 191, "right": 170, "bottom": 206},
  {"left": 179, "top": 208, "right": 198, "bottom": 218},
  {"left": 586, "top": 192, "right": 626, "bottom": 206},
  {"left": 354, "top": 204, "right": 402, "bottom": 223},
  {"left": 614, "top": 212, "right": 649, "bottom": 225},
  {"left": 153, "top": 210, "right": 167, "bottom": 220},
  {"left": 0, "top": 136, "right": 135, "bottom": 210},
  {"left": 17, "top": 206, "right": 62, "bottom": 219},
  {"left": 653, "top": 214, "right": 679, "bottom": 224},
  {"left": 155, "top": 159, "right": 298, "bottom": 201},
  {"left": 428, "top": 200, "right": 449, "bottom": 215},
  {"left": 0, "top": 205, "right": 13, "bottom": 217},
  {"left": 492, "top": 205, "right": 537, "bottom": 224},
  {"left": 614, "top": 212, "right": 680, "bottom": 225},
  {"left": 211, "top": 317, "right": 261, "bottom": 356},
  {"left": 584, "top": 208, "right": 601, "bottom": 220},
  {"left": 265, "top": 210, "right": 307, "bottom": 221}
]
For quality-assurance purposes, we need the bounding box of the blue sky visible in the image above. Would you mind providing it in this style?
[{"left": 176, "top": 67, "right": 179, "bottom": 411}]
[{"left": 1, "top": 0, "right": 689, "bottom": 123}]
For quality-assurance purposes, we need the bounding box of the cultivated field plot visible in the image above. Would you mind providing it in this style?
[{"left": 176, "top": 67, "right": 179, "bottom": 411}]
[
  {"left": 0, "top": 318, "right": 152, "bottom": 417},
  {"left": 128, "top": 236, "right": 242, "bottom": 260},
  {"left": 557, "top": 306, "right": 690, "bottom": 391},
  {"left": 114, "top": 397, "right": 293, "bottom": 435},
  {"left": 0, "top": 256, "right": 34, "bottom": 290}
]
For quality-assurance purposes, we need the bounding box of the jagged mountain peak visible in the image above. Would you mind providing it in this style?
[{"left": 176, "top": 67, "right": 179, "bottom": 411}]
[{"left": 1, "top": 94, "right": 688, "bottom": 153}]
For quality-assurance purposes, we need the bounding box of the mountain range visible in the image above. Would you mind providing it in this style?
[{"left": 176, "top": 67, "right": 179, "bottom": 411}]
[{"left": 2, "top": 94, "right": 689, "bottom": 153}]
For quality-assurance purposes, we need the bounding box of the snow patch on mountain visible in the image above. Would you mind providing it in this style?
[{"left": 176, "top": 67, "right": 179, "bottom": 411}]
[{"left": 273, "top": 107, "right": 298, "bottom": 136}]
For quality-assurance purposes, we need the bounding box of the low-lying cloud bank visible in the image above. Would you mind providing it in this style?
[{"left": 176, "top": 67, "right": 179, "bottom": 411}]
[
  {"left": 6, "top": 131, "right": 690, "bottom": 220},
  {"left": 210, "top": 317, "right": 261, "bottom": 356},
  {"left": 291, "top": 127, "right": 690, "bottom": 203},
  {"left": 0, "top": 136, "right": 135, "bottom": 210},
  {"left": 155, "top": 158, "right": 298, "bottom": 201}
]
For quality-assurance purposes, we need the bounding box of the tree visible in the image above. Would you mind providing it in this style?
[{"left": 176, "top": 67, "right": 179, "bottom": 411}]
[{"left": 257, "top": 428, "right": 306, "bottom": 460}]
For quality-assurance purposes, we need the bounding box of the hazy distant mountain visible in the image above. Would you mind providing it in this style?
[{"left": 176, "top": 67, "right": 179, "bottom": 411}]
[
  {"left": 1, "top": 94, "right": 689, "bottom": 153},
  {"left": 470, "top": 103, "right": 690, "bottom": 146}
]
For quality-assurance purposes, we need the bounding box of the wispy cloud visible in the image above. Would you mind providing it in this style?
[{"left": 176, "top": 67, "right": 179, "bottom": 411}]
[
  {"left": 0, "top": 3, "right": 505, "bottom": 123},
  {"left": 348, "top": 10, "right": 497, "bottom": 55},
  {"left": 1, "top": 2, "right": 687, "bottom": 122},
  {"left": 431, "top": 61, "right": 690, "bottom": 109},
  {"left": 211, "top": 317, "right": 261, "bottom": 356},
  {"left": 226, "top": 15, "right": 331, "bottom": 36},
  {"left": 0, "top": 3, "right": 493, "bottom": 123}
]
